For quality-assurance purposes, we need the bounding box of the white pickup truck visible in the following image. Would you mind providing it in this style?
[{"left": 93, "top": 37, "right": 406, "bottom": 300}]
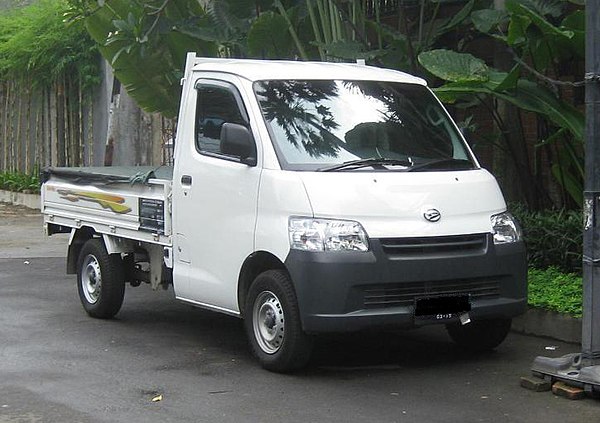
[{"left": 42, "top": 53, "right": 526, "bottom": 372}]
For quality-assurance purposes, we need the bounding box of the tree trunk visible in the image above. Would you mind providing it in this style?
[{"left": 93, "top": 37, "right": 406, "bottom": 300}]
[{"left": 111, "top": 83, "right": 141, "bottom": 166}]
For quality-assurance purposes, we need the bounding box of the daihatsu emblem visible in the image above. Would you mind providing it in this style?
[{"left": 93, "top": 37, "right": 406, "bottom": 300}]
[{"left": 424, "top": 209, "right": 441, "bottom": 222}]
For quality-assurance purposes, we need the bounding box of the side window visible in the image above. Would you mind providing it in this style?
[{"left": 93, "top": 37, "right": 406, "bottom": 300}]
[{"left": 195, "top": 83, "right": 248, "bottom": 157}]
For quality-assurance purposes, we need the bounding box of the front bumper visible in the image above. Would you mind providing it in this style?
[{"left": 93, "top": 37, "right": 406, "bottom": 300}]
[{"left": 284, "top": 234, "right": 527, "bottom": 333}]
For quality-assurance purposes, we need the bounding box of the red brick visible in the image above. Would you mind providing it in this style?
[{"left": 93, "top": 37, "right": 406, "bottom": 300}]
[{"left": 552, "top": 381, "right": 585, "bottom": 400}]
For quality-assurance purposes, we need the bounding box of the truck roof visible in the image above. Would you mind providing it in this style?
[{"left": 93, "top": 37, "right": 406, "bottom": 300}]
[{"left": 189, "top": 56, "right": 427, "bottom": 85}]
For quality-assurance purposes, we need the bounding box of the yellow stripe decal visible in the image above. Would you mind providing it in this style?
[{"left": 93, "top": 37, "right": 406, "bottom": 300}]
[{"left": 57, "top": 189, "right": 132, "bottom": 214}]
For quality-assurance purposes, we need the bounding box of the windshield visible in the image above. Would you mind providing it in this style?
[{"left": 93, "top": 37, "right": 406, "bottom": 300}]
[{"left": 253, "top": 80, "right": 476, "bottom": 172}]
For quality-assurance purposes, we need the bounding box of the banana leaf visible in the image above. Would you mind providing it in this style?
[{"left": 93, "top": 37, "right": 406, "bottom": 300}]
[
  {"left": 432, "top": 77, "right": 583, "bottom": 142},
  {"left": 82, "top": 0, "right": 217, "bottom": 118},
  {"left": 418, "top": 49, "right": 488, "bottom": 83}
]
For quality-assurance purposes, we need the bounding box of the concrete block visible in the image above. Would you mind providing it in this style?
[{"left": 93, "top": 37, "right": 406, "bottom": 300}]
[
  {"left": 520, "top": 375, "right": 551, "bottom": 392},
  {"left": 512, "top": 307, "right": 582, "bottom": 344},
  {"left": 0, "top": 190, "right": 41, "bottom": 210}
]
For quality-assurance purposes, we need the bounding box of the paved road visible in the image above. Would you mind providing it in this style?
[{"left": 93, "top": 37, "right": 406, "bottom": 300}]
[{"left": 1, "top": 204, "right": 599, "bottom": 422}]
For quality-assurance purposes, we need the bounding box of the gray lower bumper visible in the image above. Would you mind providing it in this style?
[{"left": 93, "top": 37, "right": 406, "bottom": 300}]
[{"left": 284, "top": 235, "right": 527, "bottom": 333}]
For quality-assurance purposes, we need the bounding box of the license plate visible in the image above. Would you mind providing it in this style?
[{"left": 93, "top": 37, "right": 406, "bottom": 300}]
[{"left": 414, "top": 295, "right": 471, "bottom": 321}]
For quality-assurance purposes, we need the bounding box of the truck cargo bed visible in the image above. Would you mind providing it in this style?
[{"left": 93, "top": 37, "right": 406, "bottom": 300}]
[{"left": 42, "top": 166, "right": 173, "bottom": 246}]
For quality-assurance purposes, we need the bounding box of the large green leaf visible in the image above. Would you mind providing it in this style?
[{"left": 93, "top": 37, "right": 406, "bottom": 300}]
[
  {"left": 437, "top": 0, "right": 475, "bottom": 33},
  {"left": 434, "top": 77, "right": 584, "bottom": 142},
  {"left": 561, "top": 10, "right": 585, "bottom": 58},
  {"left": 506, "top": 0, "right": 574, "bottom": 61},
  {"left": 471, "top": 9, "right": 509, "bottom": 34},
  {"left": 504, "top": 79, "right": 583, "bottom": 142},
  {"left": 516, "top": 0, "right": 565, "bottom": 18},
  {"left": 506, "top": 13, "right": 530, "bottom": 46},
  {"left": 492, "top": 66, "right": 520, "bottom": 92},
  {"left": 551, "top": 162, "right": 583, "bottom": 206},
  {"left": 418, "top": 49, "right": 488, "bottom": 83},
  {"left": 507, "top": 0, "right": 573, "bottom": 39},
  {"left": 247, "top": 11, "right": 293, "bottom": 58}
]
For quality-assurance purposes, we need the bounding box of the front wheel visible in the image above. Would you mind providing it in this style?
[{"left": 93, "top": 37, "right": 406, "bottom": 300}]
[
  {"left": 77, "top": 238, "right": 125, "bottom": 319},
  {"left": 446, "top": 318, "right": 512, "bottom": 352},
  {"left": 244, "top": 270, "right": 313, "bottom": 372}
]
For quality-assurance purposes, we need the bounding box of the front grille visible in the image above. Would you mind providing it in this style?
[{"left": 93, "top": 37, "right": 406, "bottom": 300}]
[
  {"left": 380, "top": 234, "right": 487, "bottom": 257},
  {"left": 362, "top": 279, "right": 500, "bottom": 309}
]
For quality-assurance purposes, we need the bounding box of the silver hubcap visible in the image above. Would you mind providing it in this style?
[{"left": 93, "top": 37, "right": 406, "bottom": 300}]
[
  {"left": 252, "top": 291, "right": 285, "bottom": 354},
  {"left": 81, "top": 254, "right": 102, "bottom": 304}
]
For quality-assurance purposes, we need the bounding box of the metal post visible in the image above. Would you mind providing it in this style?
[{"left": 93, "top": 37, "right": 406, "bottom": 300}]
[
  {"left": 582, "top": 0, "right": 600, "bottom": 368},
  {"left": 530, "top": 2, "right": 600, "bottom": 395}
]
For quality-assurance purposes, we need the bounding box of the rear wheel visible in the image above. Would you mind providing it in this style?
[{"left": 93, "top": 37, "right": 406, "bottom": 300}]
[
  {"left": 77, "top": 238, "right": 125, "bottom": 319},
  {"left": 244, "top": 270, "right": 313, "bottom": 372},
  {"left": 446, "top": 318, "right": 512, "bottom": 352}
]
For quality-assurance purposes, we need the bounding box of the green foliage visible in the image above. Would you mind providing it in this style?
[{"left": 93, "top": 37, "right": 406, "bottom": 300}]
[
  {"left": 431, "top": 66, "right": 584, "bottom": 143},
  {"left": 70, "top": 0, "right": 483, "bottom": 116},
  {"left": 471, "top": 9, "right": 509, "bottom": 34},
  {"left": 419, "top": 2, "right": 585, "bottom": 207},
  {"left": 0, "top": 171, "right": 40, "bottom": 193},
  {"left": 68, "top": 0, "right": 226, "bottom": 117},
  {"left": 68, "top": 0, "right": 585, "bottom": 209},
  {"left": 528, "top": 267, "right": 582, "bottom": 317},
  {"left": 418, "top": 49, "right": 488, "bottom": 83},
  {"left": 0, "top": 0, "right": 99, "bottom": 89},
  {"left": 511, "top": 204, "right": 582, "bottom": 274},
  {"left": 247, "top": 11, "right": 293, "bottom": 58}
]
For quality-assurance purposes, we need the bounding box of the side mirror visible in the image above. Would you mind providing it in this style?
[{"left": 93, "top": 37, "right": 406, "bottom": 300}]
[{"left": 220, "top": 123, "right": 257, "bottom": 166}]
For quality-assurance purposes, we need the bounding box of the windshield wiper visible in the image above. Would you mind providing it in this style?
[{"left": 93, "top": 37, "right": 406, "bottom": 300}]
[
  {"left": 317, "top": 158, "right": 411, "bottom": 172},
  {"left": 407, "top": 158, "right": 474, "bottom": 172}
]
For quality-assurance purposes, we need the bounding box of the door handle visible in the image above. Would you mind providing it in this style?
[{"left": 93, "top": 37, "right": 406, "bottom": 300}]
[{"left": 181, "top": 175, "right": 192, "bottom": 186}]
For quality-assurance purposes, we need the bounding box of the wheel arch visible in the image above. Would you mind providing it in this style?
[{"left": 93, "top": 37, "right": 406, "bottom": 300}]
[
  {"left": 66, "top": 226, "right": 97, "bottom": 274},
  {"left": 237, "top": 251, "right": 288, "bottom": 317}
]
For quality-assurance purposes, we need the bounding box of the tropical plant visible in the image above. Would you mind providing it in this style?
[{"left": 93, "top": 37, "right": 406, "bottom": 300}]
[
  {"left": 69, "top": 1, "right": 480, "bottom": 117},
  {"left": 67, "top": 0, "right": 301, "bottom": 117},
  {"left": 417, "top": 0, "right": 585, "bottom": 207},
  {"left": 0, "top": 0, "right": 98, "bottom": 89},
  {"left": 69, "top": 0, "right": 586, "bottom": 208},
  {"left": 276, "top": 0, "right": 377, "bottom": 62},
  {"left": 511, "top": 203, "right": 582, "bottom": 274},
  {"left": 275, "top": 0, "right": 477, "bottom": 69},
  {"left": 0, "top": 171, "right": 40, "bottom": 193},
  {"left": 66, "top": 0, "right": 221, "bottom": 118}
]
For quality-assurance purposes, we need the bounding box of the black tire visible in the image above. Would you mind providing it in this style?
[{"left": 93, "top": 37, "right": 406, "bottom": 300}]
[
  {"left": 244, "top": 270, "right": 313, "bottom": 372},
  {"left": 446, "top": 318, "right": 512, "bottom": 352},
  {"left": 77, "top": 238, "right": 125, "bottom": 319}
]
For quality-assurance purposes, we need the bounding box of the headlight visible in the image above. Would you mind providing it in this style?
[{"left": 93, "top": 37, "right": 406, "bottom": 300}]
[
  {"left": 491, "top": 212, "right": 522, "bottom": 244},
  {"left": 288, "top": 217, "right": 369, "bottom": 252}
]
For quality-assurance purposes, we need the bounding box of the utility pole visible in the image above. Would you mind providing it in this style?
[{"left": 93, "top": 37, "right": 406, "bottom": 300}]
[{"left": 530, "top": 2, "right": 600, "bottom": 395}]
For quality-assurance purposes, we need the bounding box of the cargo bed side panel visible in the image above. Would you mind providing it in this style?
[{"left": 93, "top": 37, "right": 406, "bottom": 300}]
[{"left": 42, "top": 177, "right": 172, "bottom": 246}]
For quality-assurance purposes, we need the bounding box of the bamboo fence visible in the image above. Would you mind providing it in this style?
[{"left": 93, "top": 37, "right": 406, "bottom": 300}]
[
  {"left": 0, "top": 75, "right": 174, "bottom": 174},
  {"left": 0, "top": 75, "right": 94, "bottom": 174}
]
